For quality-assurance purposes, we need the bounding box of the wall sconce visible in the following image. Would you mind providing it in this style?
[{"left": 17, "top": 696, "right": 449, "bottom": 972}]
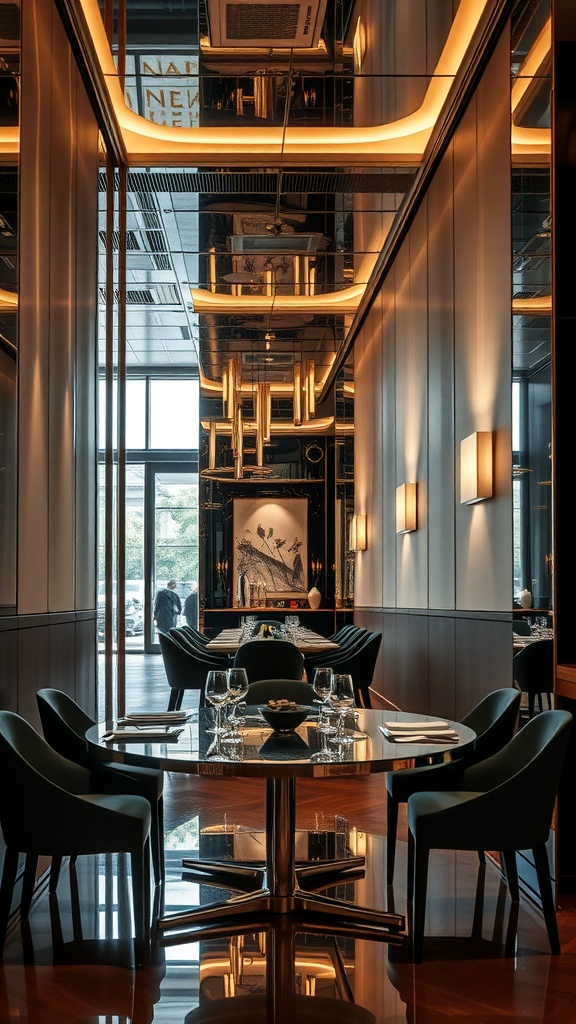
[
  {"left": 460, "top": 431, "right": 493, "bottom": 504},
  {"left": 396, "top": 483, "right": 418, "bottom": 534},
  {"left": 353, "top": 17, "right": 367, "bottom": 71},
  {"left": 350, "top": 514, "right": 367, "bottom": 551}
]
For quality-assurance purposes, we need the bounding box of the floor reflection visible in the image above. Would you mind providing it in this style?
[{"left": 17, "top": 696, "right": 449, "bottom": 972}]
[{"left": 1, "top": 788, "right": 575, "bottom": 1022}]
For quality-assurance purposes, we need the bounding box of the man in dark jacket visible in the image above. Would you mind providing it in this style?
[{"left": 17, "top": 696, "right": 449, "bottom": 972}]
[{"left": 153, "top": 579, "right": 181, "bottom": 633}]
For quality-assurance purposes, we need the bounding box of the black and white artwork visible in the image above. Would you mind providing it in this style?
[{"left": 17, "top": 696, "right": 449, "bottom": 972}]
[{"left": 233, "top": 498, "right": 308, "bottom": 605}]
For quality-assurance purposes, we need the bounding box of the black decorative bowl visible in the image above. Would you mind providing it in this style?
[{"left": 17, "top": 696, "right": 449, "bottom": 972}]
[{"left": 259, "top": 705, "right": 310, "bottom": 732}]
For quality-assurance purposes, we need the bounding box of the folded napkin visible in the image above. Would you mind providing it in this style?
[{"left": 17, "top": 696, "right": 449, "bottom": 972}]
[
  {"left": 102, "top": 727, "right": 184, "bottom": 742},
  {"left": 383, "top": 720, "right": 449, "bottom": 731},
  {"left": 380, "top": 725, "right": 458, "bottom": 743},
  {"left": 119, "top": 712, "right": 190, "bottom": 724}
]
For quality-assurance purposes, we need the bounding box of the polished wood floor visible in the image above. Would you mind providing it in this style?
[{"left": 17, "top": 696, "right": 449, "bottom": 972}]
[{"left": 2, "top": 655, "right": 576, "bottom": 1023}]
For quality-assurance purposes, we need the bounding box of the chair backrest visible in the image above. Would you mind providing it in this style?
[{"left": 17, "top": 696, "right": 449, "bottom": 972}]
[
  {"left": 513, "top": 638, "right": 554, "bottom": 694},
  {"left": 512, "top": 619, "right": 531, "bottom": 637},
  {"left": 312, "top": 632, "right": 382, "bottom": 705},
  {"left": 460, "top": 687, "right": 521, "bottom": 763},
  {"left": 233, "top": 639, "right": 304, "bottom": 684},
  {"left": 460, "top": 710, "right": 573, "bottom": 846},
  {"left": 36, "top": 688, "right": 95, "bottom": 769},
  {"left": 0, "top": 711, "right": 93, "bottom": 847},
  {"left": 180, "top": 624, "right": 210, "bottom": 645},
  {"left": 169, "top": 627, "right": 229, "bottom": 665},
  {"left": 159, "top": 631, "right": 211, "bottom": 697},
  {"left": 247, "top": 678, "right": 316, "bottom": 706}
]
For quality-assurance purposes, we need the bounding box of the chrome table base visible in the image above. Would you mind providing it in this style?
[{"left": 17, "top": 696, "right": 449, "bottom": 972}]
[{"left": 158, "top": 778, "right": 405, "bottom": 945}]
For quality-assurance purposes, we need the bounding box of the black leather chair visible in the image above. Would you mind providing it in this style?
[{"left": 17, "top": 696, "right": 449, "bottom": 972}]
[
  {"left": 513, "top": 638, "right": 554, "bottom": 718},
  {"left": 36, "top": 688, "right": 165, "bottom": 884},
  {"left": 407, "top": 709, "right": 573, "bottom": 962},
  {"left": 233, "top": 638, "right": 305, "bottom": 684},
  {"left": 247, "top": 678, "right": 316, "bottom": 706},
  {"left": 304, "top": 632, "right": 381, "bottom": 709},
  {"left": 512, "top": 619, "right": 531, "bottom": 637},
  {"left": 169, "top": 627, "right": 229, "bottom": 667},
  {"left": 386, "top": 688, "right": 521, "bottom": 884},
  {"left": 179, "top": 624, "right": 211, "bottom": 646},
  {"left": 159, "top": 631, "right": 210, "bottom": 710},
  {"left": 0, "top": 711, "right": 151, "bottom": 965}
]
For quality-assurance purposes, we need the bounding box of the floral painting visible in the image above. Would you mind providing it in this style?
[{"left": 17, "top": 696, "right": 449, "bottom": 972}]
[{"left": 233, "top": 498, "right": 308, "bottom": 605}]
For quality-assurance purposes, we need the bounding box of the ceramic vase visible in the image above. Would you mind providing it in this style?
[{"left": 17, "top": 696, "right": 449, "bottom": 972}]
[
  {"left": 520, "top": 589, "right": 532, "bottom": 609},
  {"left": 308, "top": 586, "right": 321, "bottom": 610}
]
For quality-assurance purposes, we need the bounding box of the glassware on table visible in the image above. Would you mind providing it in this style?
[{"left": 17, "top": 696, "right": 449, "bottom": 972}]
[
  {"left": 329, "top": 673, "right": 356, "bottom": 745},
  {"left": 312, "top": 667, "right": 336, "bottom": 732},
  {"left": 226, "top": 667, "right": 249, "bottom": 725},
  {"left": 205, "top": 670, "right": 230, "bottom": 736}
]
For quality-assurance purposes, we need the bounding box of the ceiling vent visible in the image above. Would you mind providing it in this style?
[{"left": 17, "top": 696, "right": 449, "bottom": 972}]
[{"left": 206, "top": 0, "right": 327, "bottom": 48}]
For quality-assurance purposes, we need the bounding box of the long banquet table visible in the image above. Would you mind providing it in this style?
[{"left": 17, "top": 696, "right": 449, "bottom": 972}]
[
  {"left": 86, "top": 708, "right": 475, "bottom": 947},
  {"left": 205, "top": 627, "right": 340, "bottom": 654}
]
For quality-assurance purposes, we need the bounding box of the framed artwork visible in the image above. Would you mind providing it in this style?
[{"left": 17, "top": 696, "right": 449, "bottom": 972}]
[{"left": 233, "top": 497, "right": 308, "bottom": 606}]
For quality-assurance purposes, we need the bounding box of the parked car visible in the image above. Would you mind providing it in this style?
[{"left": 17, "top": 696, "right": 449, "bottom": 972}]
[{"left": 97, "top": 581, "right": 144, "bottom": 639}]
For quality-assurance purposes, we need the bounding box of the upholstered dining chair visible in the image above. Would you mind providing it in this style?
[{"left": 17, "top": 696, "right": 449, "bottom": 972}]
[
  {"left": 232, "top": 638, "right": 305, "bottom": 684},
  {"left": 169, "top": 626, "right": 229, "bottom": 667},
  {"left": 159, "top": 631, "right": 211, "bottom": 710},
  {"left": 36, "top": 688, "right": 165, "bottom": 884},
  {"left": 180, "top": 624, "right": 211, "bottom": 646},
  {"left": 406, "top": 709, "right": 573, "bottom": 962},
  {"left": 304, "top": 631, "right": 381, "bottom": 708},
  {"left": 0, "top": 711, "right": 151, "bottom": 965},
  {"left": 386, "top": 687, "right": 522, "bottom": 884},
  {"left": 247, "top": 678, "right": 316, "bottom": 706},
  {"left": 513, "top": 638, "right": 554, "bottom": 718}
]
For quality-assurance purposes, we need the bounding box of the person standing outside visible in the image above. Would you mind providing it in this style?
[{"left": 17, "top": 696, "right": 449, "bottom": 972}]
[
  {"left": 183, "top": 582, "right": 198, "bottom": 629},
  {"left": 154, "top": 579, "right": 181, "bottom": 634}
]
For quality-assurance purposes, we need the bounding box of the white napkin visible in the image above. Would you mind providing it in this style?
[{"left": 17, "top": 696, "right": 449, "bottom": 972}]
[
  {"left": 379, "top": 725, "right": 458, "bottom": 743},
  {"left": 102, "top": 727, "right": 184, "bottom": 742},
  {"left": 383, "top": 720, "right": 449, "bottom": 731},
  {"left": 119, "top": 712, "right": 190, "bottom": 724}
]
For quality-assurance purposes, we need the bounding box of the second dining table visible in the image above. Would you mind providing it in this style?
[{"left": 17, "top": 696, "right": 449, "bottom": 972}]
[
  {"left": 205, "top": 626, "right": 340, "bottom": 655},
  {"left": 86, "top": 707, "right": 476, "bottom": 948}
]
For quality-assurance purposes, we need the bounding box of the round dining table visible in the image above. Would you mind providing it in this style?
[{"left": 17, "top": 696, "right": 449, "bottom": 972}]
[{"left": 86, "top": 708, "right": 475, "bottom": 946}]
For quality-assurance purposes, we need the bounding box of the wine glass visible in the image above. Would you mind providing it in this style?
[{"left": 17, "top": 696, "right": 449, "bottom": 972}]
[
  {"left": 329, "top": 674, "right": 356, "bottom": 744},
  {"left": 226, "top": 667, "right": 249, "bottom": 725},
  {"left": 205, "top": 670, "right": 230, "bottom": 736}
]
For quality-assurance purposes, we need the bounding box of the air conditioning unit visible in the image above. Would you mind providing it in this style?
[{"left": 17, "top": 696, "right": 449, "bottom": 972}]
[{"left": 206, "top": 0, "right": 327, "bottom": 49}]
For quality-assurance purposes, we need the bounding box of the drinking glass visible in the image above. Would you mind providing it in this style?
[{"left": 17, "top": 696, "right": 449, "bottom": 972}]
[
  {"left": 329, "top": 673, "right": 356, "bottom": 744},
  {"left": 205, "top": 670, "right": 230, "bottom": 736},
  {"left": 226, "top": 668, "right": 249, "bottom": 725}
]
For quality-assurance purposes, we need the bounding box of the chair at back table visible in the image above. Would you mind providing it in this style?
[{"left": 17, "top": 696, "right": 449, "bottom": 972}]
[
  {"left": 36, "top": 687, "right": 165, "bottom": 884},
  {"left": 386, "top": 687, "right": 522, "bottom": 884},
  {"left": 303, "top": 627, "right": 369, "bottom": 677},
  {"left": 159, "top": 631, "right": 210, "bottom": 710},
  {"left": 407, "top": 709, "right": 572, "bottom": 961},
  {"left": 0, "top": 711, "right": 151, "bottom": 965},
  {"left": 169, "top": 627, "right": 229, "bottom": 667},
  {"left": 513, "top": 638, "right": 554, "bottom": 718},
  {"left": 180, "top": 624, "right": 210, "bottom": 646},
  {"left": 305, "top": 632, "right": 381, "bottom": 709},
  {"left": 233, "top": 638, "right": 304, "bottom": 684},
  {"left": 247, "top": 678, "right": 316, "bottom": 706}
]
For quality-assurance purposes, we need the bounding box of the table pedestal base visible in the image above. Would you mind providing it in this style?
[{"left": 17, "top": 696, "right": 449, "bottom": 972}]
[{"left": 159, "top": 778, "right": 405, "bottom": 945}]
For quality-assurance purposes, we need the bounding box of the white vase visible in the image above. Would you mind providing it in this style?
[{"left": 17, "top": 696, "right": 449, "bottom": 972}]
[
  {"left": 308, "top": 586, "right": 321, "bottom": 610},
  {"left": 520, "top": 589, "right": 532, "bottom": 609}
]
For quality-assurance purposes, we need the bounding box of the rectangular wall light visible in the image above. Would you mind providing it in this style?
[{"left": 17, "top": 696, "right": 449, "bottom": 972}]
[
  {"left": 350, "top": 514, "right": 367, "bottom": 551},
  {"left": 460, "top": 431, "right": 493, "bottom": 504},
  {"left": 396, "top": 483, "right": 417, "bottom": 534}
]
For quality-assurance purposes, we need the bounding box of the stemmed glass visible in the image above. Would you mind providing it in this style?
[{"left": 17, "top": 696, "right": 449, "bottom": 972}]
[
  {"left": 329, "top": 673, "right": 356, "bottom": 745},
  {"left": 309, "top": 666, "right": 336, "bottom": 761},
  {"left": 205, "top": 670, "right": 230, "bottom": 737},
  {"left": 312, "top": 667, "right": 335, "bottom": 724},
  {"left": 226, "top": 668, "right": 249, "bottom": 726}
]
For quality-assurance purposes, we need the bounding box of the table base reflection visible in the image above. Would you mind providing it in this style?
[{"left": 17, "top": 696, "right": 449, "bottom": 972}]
[{"left": 158, "top": 778, "right": 405, "bottom": 945}]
